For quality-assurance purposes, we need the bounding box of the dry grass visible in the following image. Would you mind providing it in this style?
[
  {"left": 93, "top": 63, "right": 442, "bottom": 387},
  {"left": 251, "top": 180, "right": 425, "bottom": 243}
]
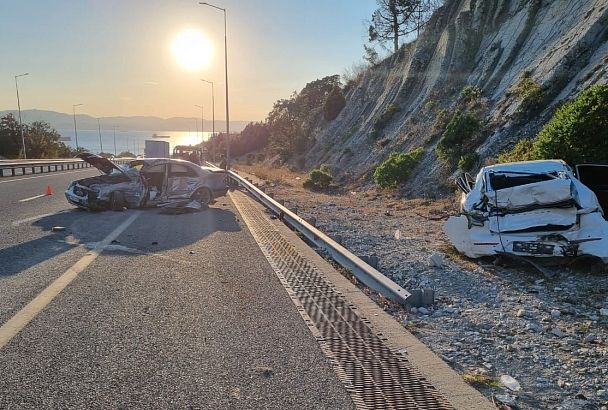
[
  {"left": 235, "top": 164, "right": 304, "bottom": 187},
  {"left": 462, "top": 373, "right": 501, "bottom": 388}
]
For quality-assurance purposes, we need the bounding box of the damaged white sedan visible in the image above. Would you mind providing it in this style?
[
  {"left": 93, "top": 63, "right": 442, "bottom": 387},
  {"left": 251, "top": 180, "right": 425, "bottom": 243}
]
[
  {"left": 444, "top": 160, "right": 608, "bottom": 263},
  {"left": 65, "top": 154, "right": 228, "bottom": 211}
]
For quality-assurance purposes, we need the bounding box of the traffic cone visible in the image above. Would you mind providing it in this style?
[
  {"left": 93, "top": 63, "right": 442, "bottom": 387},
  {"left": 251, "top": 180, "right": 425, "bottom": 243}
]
[{"left": 45, "top": 185, "right": 53, "bottom": 196}]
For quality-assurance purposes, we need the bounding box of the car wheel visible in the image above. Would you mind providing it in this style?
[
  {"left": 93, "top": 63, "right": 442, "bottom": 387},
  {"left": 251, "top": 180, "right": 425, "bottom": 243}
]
[
  {"left": 192, "top": 187, "right": 213, "bottom": 205},
  {"left": 110, "top": 191, "right": 125, "bottom": 211}
]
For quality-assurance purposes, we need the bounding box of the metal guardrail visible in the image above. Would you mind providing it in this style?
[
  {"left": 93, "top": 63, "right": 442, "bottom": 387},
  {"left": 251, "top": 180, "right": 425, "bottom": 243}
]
[
  {"left": 0, "top": 158, "right": 132, "bottom": 177},
  {"left": 221, "top": 166, "right": 413, "bottom": 306}
]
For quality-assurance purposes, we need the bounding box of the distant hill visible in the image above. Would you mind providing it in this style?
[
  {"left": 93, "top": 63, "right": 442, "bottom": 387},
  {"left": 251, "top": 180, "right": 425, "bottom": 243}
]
[{"left": 0, "top": 109, "right": 250, "bottom": 133}]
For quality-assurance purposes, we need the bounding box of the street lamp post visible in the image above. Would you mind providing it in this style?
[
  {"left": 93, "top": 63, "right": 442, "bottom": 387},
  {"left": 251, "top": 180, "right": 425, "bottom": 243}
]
[
  {"left": 97, "top": 118, "right": 103, "bottom": 154},
  {"left": 201, "top": 79, "right": 215, "bottom": 138},
  {"left": 194, "top": 104, "right": 204, "bottom": 143},
  {"left": 73, "top": 103, "right": 83, "bottom": 151},
  {"left": 199, "top": 2, "right": 230, "bottom": 170},
  {"left": 14, "top": 73, "right": 29, "bottom": 159},
  {"left": 113, "top": 126, "right": 117, "bottom": 157}
]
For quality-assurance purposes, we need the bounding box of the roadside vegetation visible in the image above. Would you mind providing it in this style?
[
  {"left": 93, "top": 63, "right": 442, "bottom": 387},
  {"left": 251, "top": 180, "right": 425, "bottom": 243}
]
[
  {"left": 499, "top": 84, "right": 608, "bottom": 164},
  {"left": 0, "top": 113, "right": 78, "bottom": 159},
  {"left": 373, "top": 147, "right": 424, "bottom": 188},
  {"left": 303, "top": 165, "right": 333, "bottom": 191}
]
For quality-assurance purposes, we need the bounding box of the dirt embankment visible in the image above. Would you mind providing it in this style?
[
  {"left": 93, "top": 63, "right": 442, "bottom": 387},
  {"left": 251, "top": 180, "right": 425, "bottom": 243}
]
[
  {"left": 235, "top": 164, "right": 608, "bottom": 410},
  {"left": 302, "top": 0, "right": 608, "bottom": 197}
]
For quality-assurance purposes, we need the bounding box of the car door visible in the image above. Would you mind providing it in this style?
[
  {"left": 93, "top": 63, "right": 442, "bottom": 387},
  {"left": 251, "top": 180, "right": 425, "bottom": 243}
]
[
  {"left": 141, "top": 163, "right": 167, "bottom": 205},
  {"left": 167, "top": 162, "right": 200, "bottom": 198}
]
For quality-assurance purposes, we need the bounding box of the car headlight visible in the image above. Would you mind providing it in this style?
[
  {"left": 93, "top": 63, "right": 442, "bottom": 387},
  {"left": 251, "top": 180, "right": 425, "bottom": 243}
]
[{"left": 73, "top": 186, "right": 85, "bottom": 196}]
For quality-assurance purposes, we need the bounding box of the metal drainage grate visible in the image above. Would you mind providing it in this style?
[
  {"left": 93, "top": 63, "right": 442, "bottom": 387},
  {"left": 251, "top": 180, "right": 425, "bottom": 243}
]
[{"left": 231, "top": 192, "right": 454, "bottom": 410}]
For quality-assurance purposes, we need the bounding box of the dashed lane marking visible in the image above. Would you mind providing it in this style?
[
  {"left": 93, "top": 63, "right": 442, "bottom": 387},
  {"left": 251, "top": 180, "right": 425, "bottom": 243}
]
[{"left": 18, "top": 194, "right": 48, "bottom": 203}]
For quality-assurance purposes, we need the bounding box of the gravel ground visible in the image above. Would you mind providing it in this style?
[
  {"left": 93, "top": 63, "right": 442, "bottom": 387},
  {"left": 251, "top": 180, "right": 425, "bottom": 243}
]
[{"left": 236, "top": 165, "right": 608, "bottom": 410}]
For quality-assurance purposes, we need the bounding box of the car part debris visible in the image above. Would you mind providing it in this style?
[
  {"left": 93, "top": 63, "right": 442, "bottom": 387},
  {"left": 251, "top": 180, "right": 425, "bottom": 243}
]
[
  {"left": 51, "top": 226, "right": 66, "bottom": 232},
  {"left": 158, "top": 200, "right": 205, "bottom": 214},
  {"left": 444, "top": 160, "right": 608, "bottom": 264}
]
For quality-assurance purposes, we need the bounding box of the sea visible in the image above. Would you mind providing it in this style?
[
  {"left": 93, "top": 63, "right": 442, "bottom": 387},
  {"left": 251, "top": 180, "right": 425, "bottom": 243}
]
[{"left": 57, "top": 129, "right": 213, "bottom": 156}]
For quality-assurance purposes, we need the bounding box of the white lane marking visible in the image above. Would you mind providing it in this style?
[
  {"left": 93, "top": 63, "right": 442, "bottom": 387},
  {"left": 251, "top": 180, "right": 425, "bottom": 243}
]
[
  {"left": 0, "top": 169, "right": 94, "bottom": 184},
  {"left": 12, "top": 210, "right": 71, "bottom": 226},
  {"left": 18, "top": 194, "right": 48, "bottom": 203},
  {"left": 0, "top": 211, "right": 141, "bottom": 351}
]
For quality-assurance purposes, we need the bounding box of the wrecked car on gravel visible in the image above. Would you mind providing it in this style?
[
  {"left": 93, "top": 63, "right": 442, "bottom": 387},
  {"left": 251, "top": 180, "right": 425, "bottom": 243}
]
[
  {"left": 65, "top": 153, "right": 227, "bottom": 211},
  {"left": 444, "top": 160, "right": 608, "bottom": 263}
]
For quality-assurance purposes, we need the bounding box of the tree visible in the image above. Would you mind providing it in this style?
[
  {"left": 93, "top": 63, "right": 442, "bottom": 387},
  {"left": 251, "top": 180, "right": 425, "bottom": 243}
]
[
  {"left": 0, "top": 114, "right": 22, "bottom": 158},
  {"left": 368, "top": 0, "right": 443, "bottom": 52},
  {"left": 533, "top": 84, "right": 608, "bottom": 164},
  {"left": 323, "top": 87, "right": 346, "bottom": 121},
  {"left": 363, "top": 44, "right": 379, "bottom": 65}
]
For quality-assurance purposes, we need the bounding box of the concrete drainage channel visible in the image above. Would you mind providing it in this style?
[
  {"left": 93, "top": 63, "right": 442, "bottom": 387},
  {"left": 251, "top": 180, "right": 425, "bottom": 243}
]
[
  {"left": 230, "top": 190, "right": 454, "bottom": 409},
  {"left": 225, "top": 169, "right": 434, "bottom": 308}
]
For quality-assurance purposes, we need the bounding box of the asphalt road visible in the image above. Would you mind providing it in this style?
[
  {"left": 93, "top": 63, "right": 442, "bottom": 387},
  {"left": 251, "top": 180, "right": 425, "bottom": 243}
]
[{"left": 0, "top": 169, "right": 354, "bottom": 409}]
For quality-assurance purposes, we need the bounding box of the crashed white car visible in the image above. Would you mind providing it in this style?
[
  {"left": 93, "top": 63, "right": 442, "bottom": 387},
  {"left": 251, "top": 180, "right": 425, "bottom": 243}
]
[
  {"left": 444, "top": 160, "right": 608, "bottom": 263},
  {"left": 65, "top": 154, "right": 228, "bottom": 211}
]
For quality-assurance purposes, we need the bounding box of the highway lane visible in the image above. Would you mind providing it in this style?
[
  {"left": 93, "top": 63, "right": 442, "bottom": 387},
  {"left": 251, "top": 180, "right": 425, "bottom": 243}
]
[{"left": 0, "top": 169, "right": 354, "bottom": 408}]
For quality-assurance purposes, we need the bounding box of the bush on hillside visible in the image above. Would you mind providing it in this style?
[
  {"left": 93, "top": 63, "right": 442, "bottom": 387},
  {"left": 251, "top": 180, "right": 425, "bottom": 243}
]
[
  {"left": 534, "top": 84, "right": 608, "bottom": 164},
  {"left": 511, "top": 72, "right": 545, "bottom": 120},
  {"left": 371, "top": 103, "right": 400, "bottom": 138},
  {"left": 497, "top": 138, "right": 535, "bottom": 163},
  {"left": 458, "top": 152, "right": 479, "bottom": 172},
  {"left": 373, "top": 148, "right": 424, "bottom": 188},
  {"left": 436, "top": 111, "right": 480, "bottom": 164},
  {"left": 303, "top": 166, "right": 333, "bottom": 190},
  {"left": 498, "top": 84, "right": 608, "bottom": 164}
]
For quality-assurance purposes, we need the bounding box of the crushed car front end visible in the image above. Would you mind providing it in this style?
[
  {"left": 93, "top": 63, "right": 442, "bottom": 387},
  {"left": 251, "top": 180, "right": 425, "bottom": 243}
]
[{"left": 444, "top": 160, "right": 608, "bottom": 263}]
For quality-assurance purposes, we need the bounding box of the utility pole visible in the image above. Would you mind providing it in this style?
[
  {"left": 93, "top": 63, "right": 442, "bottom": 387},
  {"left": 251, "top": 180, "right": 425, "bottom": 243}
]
[
  {"left": 97, "top": 118, "right": 103, "bottom": 154},
  {"left": 14, "top": 73, "right": 29, "bottom": 159}
]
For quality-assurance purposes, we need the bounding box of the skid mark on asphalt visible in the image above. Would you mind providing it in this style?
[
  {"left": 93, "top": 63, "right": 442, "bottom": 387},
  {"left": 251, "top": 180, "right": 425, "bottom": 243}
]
[{"left": 0, "top": 211, "right": 141, "bottom": 351}]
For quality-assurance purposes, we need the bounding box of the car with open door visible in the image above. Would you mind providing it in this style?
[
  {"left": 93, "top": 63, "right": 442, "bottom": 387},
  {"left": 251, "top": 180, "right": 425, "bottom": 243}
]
[{"left": 65, "top": 153, "right": 227, "bottom": 211}]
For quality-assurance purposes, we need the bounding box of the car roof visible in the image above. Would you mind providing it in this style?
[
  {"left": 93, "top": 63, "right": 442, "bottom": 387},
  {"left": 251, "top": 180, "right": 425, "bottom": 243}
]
[
  {"left": 482, "top": 159, "right": 569, "bottom": 174},
  {"left": 129, "top": 158, "right": 196, "bottom": 167}
]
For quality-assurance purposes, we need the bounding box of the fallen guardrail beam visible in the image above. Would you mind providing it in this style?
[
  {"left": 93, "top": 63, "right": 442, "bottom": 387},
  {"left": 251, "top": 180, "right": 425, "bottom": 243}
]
[{"left": 222, "top": 166, "right": 414, "bottom": 306}]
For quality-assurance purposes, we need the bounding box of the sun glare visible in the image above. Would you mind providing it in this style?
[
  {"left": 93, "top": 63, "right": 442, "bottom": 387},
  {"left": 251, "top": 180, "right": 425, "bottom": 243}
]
[{"left": 171, "top": 29, "right": 212, "bottom": 71}]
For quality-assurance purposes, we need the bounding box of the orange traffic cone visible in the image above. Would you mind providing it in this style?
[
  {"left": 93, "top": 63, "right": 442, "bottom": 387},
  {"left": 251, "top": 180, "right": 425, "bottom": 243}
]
[{"left": 45, "top": 185, "right": 53, "bottom": 196}]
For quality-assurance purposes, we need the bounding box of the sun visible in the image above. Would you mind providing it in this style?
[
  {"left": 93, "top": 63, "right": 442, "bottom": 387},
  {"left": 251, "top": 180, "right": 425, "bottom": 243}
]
[{"left": 171, "top": 29, "right": 212, "bottom": 71}]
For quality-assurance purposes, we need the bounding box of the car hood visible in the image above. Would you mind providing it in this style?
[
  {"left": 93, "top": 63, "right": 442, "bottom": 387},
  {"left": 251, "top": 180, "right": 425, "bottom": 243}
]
[{"left": 78, "top": 153, "right": 128, "bottom": 177}]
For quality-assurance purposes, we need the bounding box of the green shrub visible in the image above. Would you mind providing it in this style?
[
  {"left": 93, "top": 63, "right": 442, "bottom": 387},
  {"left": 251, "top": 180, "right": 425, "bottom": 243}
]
[
  {"left": 436, "top": 111, "right": 480, "bottom": 164},
  {"left": 497, "top": 138, "right": 535, "bottom": 163},
  {"left": 461, "top": 85, "right": 481, "bottom": 104},
  {"left": 373, "top": 148, "right": 424, "bottom": 188},
  {"left": 534, "top": 84, "right": 608, "bottom": 164},
  {"left": 511, "top": 72, "right": 545, "bottom": 119},
  {"left": 498, "top": 84, "right": 608, "bottom": 164},
  {"left": 324, "top": 87, "right": 346, "bottom": 121},
  {"left": 372, "top": 103, "right": 400, "bottom": 135},
  {"left": 303, "top": 167, "right": 333, "bottom": 190},
  {"left": 458, "top": 152, "right": 479, "bottom": 171},
  {"left": 434, "top": 108, "right": 451, "bottom": 130}
]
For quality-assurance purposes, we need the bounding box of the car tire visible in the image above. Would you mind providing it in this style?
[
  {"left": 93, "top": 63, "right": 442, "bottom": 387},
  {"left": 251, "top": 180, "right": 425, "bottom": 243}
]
[
  {"left": 110, "top": 191, "right": 125, "bottom": 211},
  {"left": 192, "top": 187, "right": 213, "bottom": 205}
]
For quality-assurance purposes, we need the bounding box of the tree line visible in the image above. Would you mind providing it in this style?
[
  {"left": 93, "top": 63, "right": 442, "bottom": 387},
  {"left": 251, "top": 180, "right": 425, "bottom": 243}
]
[{"left": 0, "top": 113, "right": 80, "bottom": 159}]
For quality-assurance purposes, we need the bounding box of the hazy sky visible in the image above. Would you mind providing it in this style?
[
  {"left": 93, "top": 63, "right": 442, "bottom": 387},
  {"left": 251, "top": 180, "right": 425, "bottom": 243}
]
[{"left": 0, "top": 0, "right": 378, "bottom": 122}]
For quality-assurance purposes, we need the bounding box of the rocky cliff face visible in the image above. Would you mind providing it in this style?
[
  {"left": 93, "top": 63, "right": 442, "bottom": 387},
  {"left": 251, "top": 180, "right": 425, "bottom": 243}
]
[{"left": 305, "top": 0, "right": 608, "bottom": 197}]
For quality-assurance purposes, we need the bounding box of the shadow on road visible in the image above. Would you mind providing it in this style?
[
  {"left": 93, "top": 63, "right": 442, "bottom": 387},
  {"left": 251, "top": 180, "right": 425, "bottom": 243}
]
[{"left": 0, "top": 205, "right": 241, "bottom": 277}]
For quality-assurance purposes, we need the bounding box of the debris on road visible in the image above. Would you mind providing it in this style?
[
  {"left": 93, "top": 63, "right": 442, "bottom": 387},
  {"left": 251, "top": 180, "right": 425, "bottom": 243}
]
[
  {"left": 51, "top": 226, "right": 66, "bottom": 232},
  {"left": 500, "top": 375, "right": 521, "bottom": 392}
]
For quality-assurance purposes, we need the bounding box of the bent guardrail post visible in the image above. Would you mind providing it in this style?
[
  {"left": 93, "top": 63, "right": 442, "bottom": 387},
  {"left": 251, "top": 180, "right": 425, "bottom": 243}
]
[{"left": 218, "top": 165, "right": 413, "bottom": 306}]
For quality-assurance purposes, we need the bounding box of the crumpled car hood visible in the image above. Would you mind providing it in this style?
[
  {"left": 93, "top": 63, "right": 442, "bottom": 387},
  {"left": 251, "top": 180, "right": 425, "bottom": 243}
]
[{"left": 444, "top": 160, "right": 608, "bottom": 263}]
